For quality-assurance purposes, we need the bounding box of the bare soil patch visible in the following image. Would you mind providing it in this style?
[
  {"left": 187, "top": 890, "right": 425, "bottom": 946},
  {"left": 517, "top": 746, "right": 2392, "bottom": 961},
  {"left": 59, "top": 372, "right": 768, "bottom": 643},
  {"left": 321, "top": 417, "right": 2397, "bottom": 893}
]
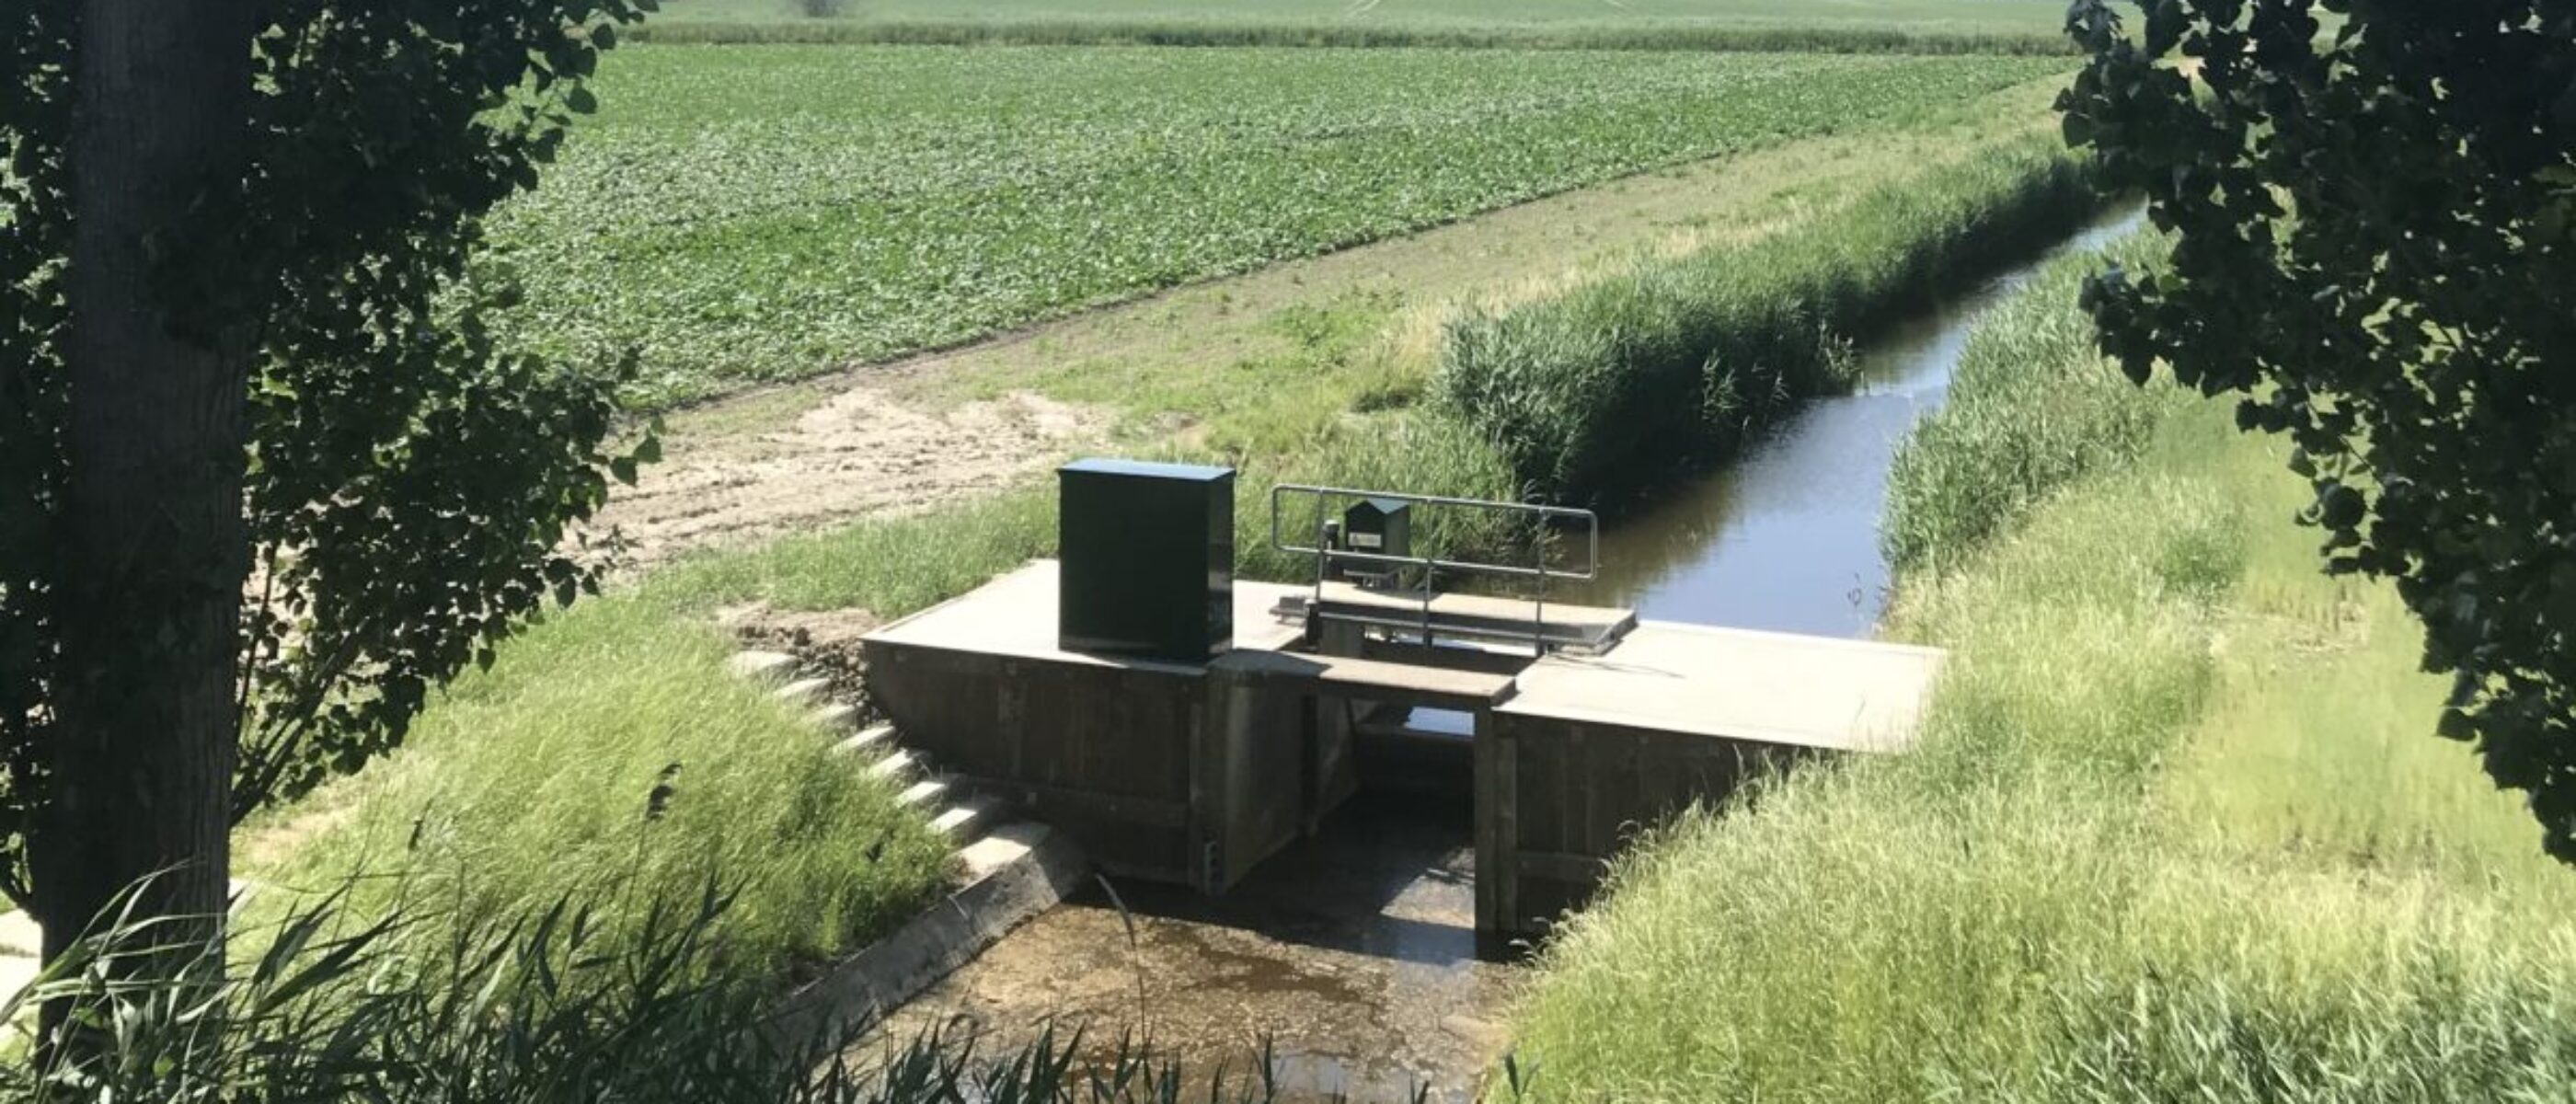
[
  {"left": 596, "top": 387, "right": 1103, "bottom": 567},
  {"left": 719, "top": 602, "right": 883, "bottom": 704}
]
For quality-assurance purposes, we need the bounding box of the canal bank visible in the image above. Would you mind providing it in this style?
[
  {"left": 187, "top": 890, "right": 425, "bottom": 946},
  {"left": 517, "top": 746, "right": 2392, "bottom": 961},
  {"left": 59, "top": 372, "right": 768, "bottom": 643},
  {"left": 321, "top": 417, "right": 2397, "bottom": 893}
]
[
  {"left": 1559, "top": 206, "right": 2146, "bottom": 635},
  {"left": 830, "top": 207, "right": 2150, "bottom": 1098}
]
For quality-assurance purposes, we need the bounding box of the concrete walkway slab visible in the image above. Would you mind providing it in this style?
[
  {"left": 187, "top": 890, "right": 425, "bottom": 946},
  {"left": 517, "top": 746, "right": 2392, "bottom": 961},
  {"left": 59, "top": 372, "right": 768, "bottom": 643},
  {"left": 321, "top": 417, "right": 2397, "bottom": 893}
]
[{"left": 1502, "top": 620, "right": 1943, "bottom": 752}]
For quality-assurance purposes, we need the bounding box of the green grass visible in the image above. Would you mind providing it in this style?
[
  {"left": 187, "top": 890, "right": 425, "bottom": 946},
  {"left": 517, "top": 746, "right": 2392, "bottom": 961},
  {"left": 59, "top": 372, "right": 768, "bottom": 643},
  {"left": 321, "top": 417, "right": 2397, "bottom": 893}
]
[
  {"left": 635, "top": 0, "right": 2076, "bottom": 53},
  {"left": 1502, "top": 231, "right": 2576, "bottom": 1100},
  {"left": 493, "top": 45, "right": 2069, "bottom": 407},
  {"left": 240, "top": 596, "right": 958, "bottom": 990},
  {"left": 1434, "top": 132, "right": 2098, "bottom": 502},
  {"left": 1880, "top": 228, "right": 2181, "bottom": 569}
]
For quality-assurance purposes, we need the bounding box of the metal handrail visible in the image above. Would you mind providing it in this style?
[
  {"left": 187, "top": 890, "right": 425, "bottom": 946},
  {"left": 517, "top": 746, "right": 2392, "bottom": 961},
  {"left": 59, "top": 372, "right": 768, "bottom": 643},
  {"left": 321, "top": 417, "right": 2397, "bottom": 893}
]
[{"left": 1267, "top": 484, "right": 1600, "bottom": 654}]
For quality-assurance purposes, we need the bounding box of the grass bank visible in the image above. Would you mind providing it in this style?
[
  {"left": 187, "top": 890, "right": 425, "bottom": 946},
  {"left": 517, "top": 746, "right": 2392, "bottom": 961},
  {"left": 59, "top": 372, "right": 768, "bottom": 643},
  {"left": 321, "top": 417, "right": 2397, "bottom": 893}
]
[
  {"left": 1502, "top": 236, "right": 2576, "bottom": 1099},
  {"left": 1880, "top": 231, "right": 2179, "bottom": 569},
  {"left": 1434, "top": 135, "right": 2097, "bottom": 503},
  {"left": 239, "top": 596, "right": 958, "bottom": 990},
  {"left": 643, "top": 412, "right": 1522, "bottom": 616}
]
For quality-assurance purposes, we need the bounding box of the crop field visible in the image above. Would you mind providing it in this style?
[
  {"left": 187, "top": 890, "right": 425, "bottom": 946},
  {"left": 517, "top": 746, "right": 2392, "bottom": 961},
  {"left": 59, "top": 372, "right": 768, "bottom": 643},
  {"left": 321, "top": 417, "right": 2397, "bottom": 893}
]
[
  {"left": 638, "top": 0, "right": 2074, "bottom": 52},
  {"left": 659, "top": 0, "right": 2065, "bottom": 30},
  {"left": 493, "top": 46, "right": 2069, "bottom": 407}
]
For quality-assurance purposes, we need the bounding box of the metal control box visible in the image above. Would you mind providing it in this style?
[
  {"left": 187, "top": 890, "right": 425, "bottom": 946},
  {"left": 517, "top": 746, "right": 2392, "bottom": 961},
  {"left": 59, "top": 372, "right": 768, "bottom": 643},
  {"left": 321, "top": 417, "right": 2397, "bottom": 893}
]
[
  {"left": 1340, "top": 498, "right": 1412, "bottom": 558},
  {"left": 1057, "top": 458, "right": 1235, "bottom": 661},
  {"left": 1338, "top": 497, "right": 1413, "bottom": 588}
]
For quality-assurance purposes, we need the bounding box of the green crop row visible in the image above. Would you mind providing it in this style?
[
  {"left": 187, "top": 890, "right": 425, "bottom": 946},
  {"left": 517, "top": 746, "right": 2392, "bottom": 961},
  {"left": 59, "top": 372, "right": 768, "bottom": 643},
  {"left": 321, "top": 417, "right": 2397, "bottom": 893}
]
[
  {"left": 488, "top": 46, "right": 2069, "bottom": 408},
  {"left": 640, "top": 0, "right": 2073, "bottom": 40},
  {"left": 1432, "top": 134, "right": 2098, "bottom": 504},
  {"left": 630, "top": 18, "right": 2076, "bottom": 56}
]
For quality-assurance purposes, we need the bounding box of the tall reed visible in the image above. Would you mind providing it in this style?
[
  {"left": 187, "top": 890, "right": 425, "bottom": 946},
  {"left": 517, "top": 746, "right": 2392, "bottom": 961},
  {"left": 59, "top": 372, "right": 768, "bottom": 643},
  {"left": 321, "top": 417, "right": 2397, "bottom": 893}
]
[
  {"left": 6, "top": 880, "right": 1341, "bottom": 1103},
  {"left": 1503, "top": 231, "right": 2576, "bottom": 1100},
  {"left": 1880, "top": 228, "right": 2179, "bottom": 569},
  {"left": 1434, "top": 136, "right": 2097, "bottom": 503}
]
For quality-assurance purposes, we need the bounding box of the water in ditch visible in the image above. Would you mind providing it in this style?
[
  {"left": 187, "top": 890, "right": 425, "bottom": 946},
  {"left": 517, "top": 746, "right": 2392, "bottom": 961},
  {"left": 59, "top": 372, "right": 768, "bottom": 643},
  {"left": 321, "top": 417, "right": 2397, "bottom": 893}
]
[
  {"left": 853, "top": 208, "right": 2146, "bottom": 1099},
  {"left": 1552, "top": 205, "right": 2147, "bottom": 635}
]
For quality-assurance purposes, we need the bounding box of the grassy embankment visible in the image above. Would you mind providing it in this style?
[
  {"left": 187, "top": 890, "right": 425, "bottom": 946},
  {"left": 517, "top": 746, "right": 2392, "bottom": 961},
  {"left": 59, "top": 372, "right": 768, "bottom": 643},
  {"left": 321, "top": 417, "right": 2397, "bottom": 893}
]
[
  {"left": 1505, "top": 236, "right": 2576, "bottom": 1099},
  {"left": 246, "top": 64, "right": 2101, "bottom": 1001},
  {"left": 634, "top": 0, "right": 2074, "bottom": 53}
]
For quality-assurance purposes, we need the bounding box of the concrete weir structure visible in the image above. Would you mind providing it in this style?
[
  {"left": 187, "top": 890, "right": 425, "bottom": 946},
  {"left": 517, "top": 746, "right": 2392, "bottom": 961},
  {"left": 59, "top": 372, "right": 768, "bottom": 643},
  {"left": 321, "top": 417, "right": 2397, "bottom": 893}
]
[{"left": 862, "top": 546, "right": 1943, "bottom": 953}]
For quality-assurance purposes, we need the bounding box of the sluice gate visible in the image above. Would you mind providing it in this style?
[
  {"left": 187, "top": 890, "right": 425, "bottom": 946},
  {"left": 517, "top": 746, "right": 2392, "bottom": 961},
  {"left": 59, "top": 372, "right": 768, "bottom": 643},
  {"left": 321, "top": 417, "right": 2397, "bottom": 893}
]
[{"left": 860, "top": 463, "right": 1943, "bottom": 954}]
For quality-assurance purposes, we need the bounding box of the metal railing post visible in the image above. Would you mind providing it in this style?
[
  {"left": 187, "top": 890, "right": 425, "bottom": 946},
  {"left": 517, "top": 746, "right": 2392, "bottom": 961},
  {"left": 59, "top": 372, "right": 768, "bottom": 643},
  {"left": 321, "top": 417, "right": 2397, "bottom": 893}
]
[
  {"left": 1534, "top": 517, "right": 1548, "bottom": 656},
  {"left": 1266, "top": 483, "right": 1604, "bottom": 652}
]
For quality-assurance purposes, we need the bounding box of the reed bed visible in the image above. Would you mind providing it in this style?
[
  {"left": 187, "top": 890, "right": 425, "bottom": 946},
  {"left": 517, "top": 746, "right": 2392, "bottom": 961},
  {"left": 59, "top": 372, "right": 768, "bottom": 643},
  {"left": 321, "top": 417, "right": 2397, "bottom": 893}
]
[
  {"left": 1434, "top": 135, "right": 2097, "bottom": 502},
  {"left": 1503, "top": 229, "right": 2576, "bottom": 1101},
  {"left": 1880, "top": 229, "right": 2180, "bottom": 569}
]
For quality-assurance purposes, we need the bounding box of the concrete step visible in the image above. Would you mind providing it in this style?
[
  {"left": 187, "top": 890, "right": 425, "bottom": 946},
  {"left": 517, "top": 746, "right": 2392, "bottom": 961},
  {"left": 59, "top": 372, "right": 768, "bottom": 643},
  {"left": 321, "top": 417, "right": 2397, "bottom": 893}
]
[
  {"left": 808, "top": 702, "right": 859, "bottom": 731},
  {"left": 727, "top": 650, "right": 799, "bottom": 684},
  {"left": 832, "top": 723, "right": 896, "bottom": 758},
  {"left": 928, "top": 796, "right": 1006, "bottom": 842},
  {"left": 959, "top": 822, "right": 1053, "bottom": 882},
  {"left": 896, "top": 777, "right": 950, "bottom": 810},
  {"left": 866, "top": 749, "right": 921, "bottom": 783},
  {"left": 772, "top": 677, "right": 833, "bottom": 708}
]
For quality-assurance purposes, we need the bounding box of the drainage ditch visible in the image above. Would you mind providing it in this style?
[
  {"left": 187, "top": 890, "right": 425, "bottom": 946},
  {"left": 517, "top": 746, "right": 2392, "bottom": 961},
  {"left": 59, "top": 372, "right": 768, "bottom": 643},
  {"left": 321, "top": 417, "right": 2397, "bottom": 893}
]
[{"left": 845, "top": 205, "right": 2148, "bottom": 1101}]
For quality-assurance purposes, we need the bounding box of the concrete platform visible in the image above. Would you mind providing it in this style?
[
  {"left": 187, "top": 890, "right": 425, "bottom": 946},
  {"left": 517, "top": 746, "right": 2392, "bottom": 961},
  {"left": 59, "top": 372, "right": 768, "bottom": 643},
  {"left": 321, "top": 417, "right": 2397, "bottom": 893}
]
[
  {"left": 866, "top": 560, "right": 1305, "bottom": 670},
  {"left": 1502, "top": 621, "right": 1942, "bottom": 753},
  {"left": 864, "top": 558, "right": 1948, "bottom": 949}
]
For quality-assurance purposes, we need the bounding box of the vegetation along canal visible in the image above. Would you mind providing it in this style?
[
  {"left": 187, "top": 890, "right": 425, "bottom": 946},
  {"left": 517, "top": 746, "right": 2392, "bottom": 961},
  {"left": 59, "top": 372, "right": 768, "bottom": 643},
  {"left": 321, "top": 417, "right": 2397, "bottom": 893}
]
[
  {"left": 1558, "top": 204, "right": 2147, "bottom": 638},
  {"left": 853, "top": 207, "right": 2147, "bottom": 1099}
]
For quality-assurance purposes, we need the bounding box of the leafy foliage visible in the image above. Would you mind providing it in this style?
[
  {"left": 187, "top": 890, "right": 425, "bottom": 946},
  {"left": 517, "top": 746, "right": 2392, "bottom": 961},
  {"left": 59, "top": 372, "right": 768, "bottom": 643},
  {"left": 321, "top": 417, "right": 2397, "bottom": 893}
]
[
  {"left": 487, "top": 47, "right": 2067, "bottom": 406},
  {"left": 6, "top": 879, "right": 1325, "bottom": 1103},
  {"left": 0, "top": 0, "right": 660, "bottom": 910},
  {"left": 2058, "top": 2, "right": 2576, "bottom": 855}
]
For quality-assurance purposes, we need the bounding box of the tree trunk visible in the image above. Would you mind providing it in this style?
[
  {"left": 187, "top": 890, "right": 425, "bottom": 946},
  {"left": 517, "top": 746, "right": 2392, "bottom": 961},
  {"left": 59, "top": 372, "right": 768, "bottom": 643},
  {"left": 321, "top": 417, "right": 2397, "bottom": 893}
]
[{"left": 35, "top": 0, "right": 256, "bottom": 968}]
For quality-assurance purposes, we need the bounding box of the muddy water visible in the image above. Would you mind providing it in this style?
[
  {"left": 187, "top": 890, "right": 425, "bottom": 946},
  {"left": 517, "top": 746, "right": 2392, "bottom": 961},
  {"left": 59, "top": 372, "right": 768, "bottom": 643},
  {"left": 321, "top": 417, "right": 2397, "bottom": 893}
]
[
  {"left": 1555, "top": 206, "right": 2147, "bottom": 636},
  {"left": 854, "top": 209, "right": 2145, "bottom": 1099},
  {"left": 858, "top": 794, "right": 1511, "bottom": 1102}
]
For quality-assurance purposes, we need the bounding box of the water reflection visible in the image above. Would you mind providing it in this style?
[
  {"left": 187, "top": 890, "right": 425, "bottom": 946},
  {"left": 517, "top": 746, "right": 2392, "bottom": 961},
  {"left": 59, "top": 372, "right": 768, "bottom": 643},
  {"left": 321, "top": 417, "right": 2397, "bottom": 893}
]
[{"left": 1556, "top": 207, "right": 2147, "bottom": 637}]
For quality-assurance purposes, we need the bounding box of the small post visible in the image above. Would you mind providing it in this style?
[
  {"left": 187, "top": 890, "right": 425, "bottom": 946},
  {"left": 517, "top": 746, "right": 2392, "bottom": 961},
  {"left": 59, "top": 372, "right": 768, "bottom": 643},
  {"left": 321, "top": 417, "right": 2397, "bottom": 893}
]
[{"left": 1533, "top": 515, "right": 1548, "bottom": 656}]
